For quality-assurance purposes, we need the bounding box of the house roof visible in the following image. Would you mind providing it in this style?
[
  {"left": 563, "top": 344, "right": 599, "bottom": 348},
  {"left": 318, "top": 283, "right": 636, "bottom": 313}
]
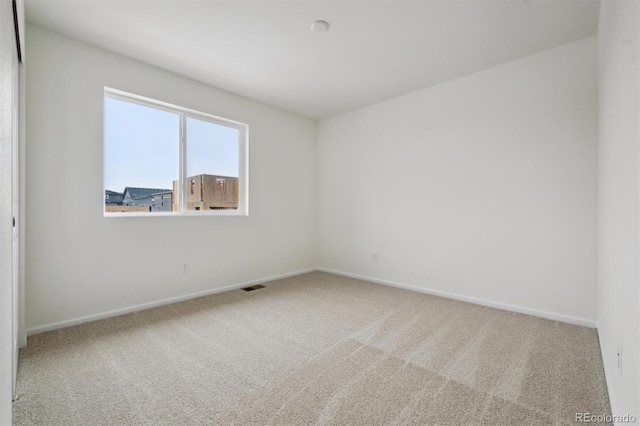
[
  {"left": 105, "top": 190, "right": 124, "bottom": 205},
  {"left": 123, "top": 187, "right": 171, "bottom": 200}
]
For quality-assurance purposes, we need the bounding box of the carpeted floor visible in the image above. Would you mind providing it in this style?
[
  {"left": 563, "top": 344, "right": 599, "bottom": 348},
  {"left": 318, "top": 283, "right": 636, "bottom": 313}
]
[{"left": 13, "top": 272, "right": 610, "bottom": 425}]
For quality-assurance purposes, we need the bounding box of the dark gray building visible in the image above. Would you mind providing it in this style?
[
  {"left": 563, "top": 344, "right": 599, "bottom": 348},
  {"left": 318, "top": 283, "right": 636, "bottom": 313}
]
[
  {"left": 122, "top": 187, "right": 171, "bottom": 209},
  {"left": 105, "top": 190, "right": 124, "bottom": 206}
]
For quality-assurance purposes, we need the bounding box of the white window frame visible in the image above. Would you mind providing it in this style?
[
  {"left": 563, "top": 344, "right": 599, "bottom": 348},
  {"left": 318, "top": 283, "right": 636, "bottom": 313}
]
[{"left": 103, "top": 87, "right": 249, "bottom": 217}]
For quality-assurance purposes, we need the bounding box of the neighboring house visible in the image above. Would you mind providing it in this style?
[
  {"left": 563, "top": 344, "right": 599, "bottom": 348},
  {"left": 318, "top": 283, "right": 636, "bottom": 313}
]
[
  {"left": 122, "top": 187, "right": 172, "bottom": 208},
  {"left": 151, "top": 191, "right": 173, "bottom": 212},
  {"left": 172, "top": 174, "right": 239, "bottom": 211},
  {"left": 104, "top": 190, "right": 124, "bottom": 206}
]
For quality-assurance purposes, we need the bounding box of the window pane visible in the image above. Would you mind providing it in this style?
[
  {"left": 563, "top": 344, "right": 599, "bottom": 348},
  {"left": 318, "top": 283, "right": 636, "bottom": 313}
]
[
  {"left": 104, "top": 97, "right": 179, "bottom": 213},
  {"left": 185, "top": 117, "right": 239, "bottom": 211}
]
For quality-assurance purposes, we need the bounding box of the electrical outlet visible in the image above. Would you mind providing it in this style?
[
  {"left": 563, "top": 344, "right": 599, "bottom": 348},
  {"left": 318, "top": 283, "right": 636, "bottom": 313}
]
[
  {"left": 181, "top": 262, "right": 189, "bottom": 273},
  {"left": 617, "top": 345, "right": 622, "bottom": 377},
  {"left": 373, "top": 251, "right": 379, "bottom": 261}
]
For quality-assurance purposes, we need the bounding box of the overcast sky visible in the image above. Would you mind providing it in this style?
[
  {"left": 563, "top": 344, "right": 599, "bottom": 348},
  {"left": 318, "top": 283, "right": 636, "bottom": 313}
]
[{"left": 104, "top": 97, "right": 239, "bottom": 193}]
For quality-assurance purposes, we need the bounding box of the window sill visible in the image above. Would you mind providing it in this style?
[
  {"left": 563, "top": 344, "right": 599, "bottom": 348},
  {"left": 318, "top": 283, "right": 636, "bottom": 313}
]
[{"left": 103, "top": 211, "right": 248, "bottom": 218}]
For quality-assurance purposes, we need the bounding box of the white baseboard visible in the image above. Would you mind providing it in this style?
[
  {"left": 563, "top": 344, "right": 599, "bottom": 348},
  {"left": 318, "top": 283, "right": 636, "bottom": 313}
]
[
  {"left": 26, "top": 266, "right": 597, "bottom": 337},
  {"left": 317, "top": 267, "right": 597, "bottom": 328},
  {"left": 597, "top": 325, "right": 618, "bottom": 422},
  {"left": 26, "top": 268, "right": 316, "bottom": 336}
]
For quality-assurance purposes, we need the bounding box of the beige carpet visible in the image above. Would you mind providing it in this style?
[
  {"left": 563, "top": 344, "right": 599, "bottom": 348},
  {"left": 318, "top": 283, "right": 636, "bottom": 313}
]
[{"left": 13, "top": 272, "right": 610, "bottom": 425}]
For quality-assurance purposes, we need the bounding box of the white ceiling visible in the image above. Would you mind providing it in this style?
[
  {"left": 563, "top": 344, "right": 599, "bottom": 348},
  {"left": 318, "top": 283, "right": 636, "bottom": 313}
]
[{"left": 25, "top": 0, "right": 600, "bottom": 120}]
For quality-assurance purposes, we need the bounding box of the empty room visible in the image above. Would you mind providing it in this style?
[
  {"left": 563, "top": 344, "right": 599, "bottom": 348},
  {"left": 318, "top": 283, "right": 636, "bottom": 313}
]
[{"left": 1, "top": 0, "right": 639, "bottom": 424}]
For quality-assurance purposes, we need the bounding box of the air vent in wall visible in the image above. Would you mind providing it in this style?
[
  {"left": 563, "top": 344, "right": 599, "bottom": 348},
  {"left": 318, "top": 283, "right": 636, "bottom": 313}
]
[{"left": 242, "top": 284, "right": 265, "bottom": 292}]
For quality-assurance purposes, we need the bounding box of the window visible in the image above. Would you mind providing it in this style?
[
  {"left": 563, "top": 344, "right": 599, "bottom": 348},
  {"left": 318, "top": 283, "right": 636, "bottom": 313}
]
[{"left": 103, "top": 88, "right": 248, "bottom": 216}]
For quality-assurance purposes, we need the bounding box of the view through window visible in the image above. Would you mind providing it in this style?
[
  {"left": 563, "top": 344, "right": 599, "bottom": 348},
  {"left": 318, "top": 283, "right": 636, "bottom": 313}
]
[{"left": 104, "top": 89, "right": 247, "bottom": 215}]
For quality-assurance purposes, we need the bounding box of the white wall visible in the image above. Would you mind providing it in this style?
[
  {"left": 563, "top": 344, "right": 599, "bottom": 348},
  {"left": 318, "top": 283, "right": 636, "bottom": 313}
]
[
  {"left": 318, "top": 37, "right": 598, "bottom": 325},
  {"left": 25, "top": 25, "right": 317, "bottom": 332},
  {"left": 597, "top": 0, "right": 640, "bottom": 420}
]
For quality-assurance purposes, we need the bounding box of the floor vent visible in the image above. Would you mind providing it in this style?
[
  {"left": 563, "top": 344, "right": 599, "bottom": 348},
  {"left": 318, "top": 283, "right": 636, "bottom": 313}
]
[{"left": 242, "top": 284, "right": 265, "bottom": 292}]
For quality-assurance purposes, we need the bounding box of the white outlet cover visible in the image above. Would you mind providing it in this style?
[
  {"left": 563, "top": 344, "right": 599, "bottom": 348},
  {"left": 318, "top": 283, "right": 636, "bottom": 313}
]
[{"left": 617, "top": 345, "right": 622, "bottom": 377}]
